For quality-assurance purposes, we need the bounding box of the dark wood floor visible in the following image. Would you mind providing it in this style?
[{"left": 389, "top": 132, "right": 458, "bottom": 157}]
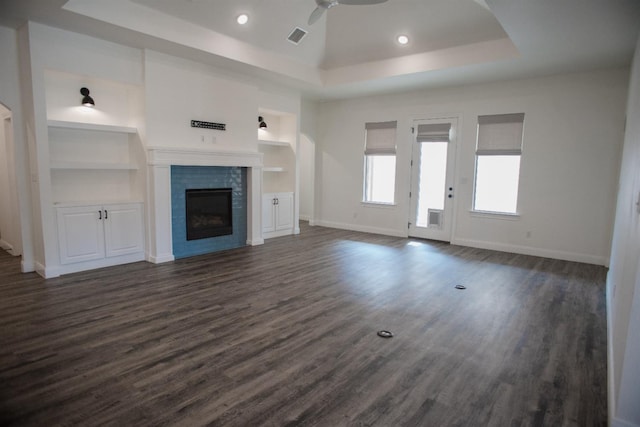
[{"left": 0, "top": 223, "right": 607, "bottom": 426}]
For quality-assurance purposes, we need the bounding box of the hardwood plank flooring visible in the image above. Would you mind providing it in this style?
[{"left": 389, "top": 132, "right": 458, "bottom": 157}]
[{"left": 0, "top": 223, "right": 607, "bottom": 426}]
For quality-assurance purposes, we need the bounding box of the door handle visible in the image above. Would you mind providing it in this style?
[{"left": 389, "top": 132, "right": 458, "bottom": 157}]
[
  {"left": 98, "top": 210, "right": 102, "bottom": 220},
  {"left": 104, "top": 210, "right": 108, "bottom": 219}
]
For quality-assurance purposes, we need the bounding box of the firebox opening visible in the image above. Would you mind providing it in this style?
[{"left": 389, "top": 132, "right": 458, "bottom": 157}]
[{"left": 185, "top": 188, "right": 233, "bottom": 240}]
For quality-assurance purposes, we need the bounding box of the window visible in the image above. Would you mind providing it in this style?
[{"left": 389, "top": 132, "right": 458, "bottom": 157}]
[
  {"left": 473, "top": 113, "right": 524, "bottom": 214},
  {"left": 363, "top": 121, "right": 397, "bottom": 204}
]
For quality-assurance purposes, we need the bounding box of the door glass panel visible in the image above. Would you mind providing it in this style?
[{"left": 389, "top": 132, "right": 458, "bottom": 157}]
[{"left": 416, "top": 142, "right": 448, "bottom": 227}]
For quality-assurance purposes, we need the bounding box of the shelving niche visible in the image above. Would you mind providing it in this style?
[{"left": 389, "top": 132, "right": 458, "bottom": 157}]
[
  {"left": 47, "top": 120, "right": 144, "bottom": 205},
  {"left": 257, "top": 108, "right": 297, "bottom": 238},
  {"left": 257, "top": 110, "right": 296, "bottom": 194}
]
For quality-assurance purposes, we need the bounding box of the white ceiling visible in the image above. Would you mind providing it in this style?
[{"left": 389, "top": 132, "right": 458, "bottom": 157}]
[
  {"left": 129, "top": 0, "right": 508, "bottom": 70},
  {"left": 0, "top": 0, "right": 639, "bottom": 100}
]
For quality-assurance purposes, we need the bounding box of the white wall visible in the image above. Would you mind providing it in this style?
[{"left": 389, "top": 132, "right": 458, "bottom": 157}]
[
  {"left": 608, "top": 35, "right": 640, "bottom": 427},
  {"left": 0, "top": 109, "right": 18, "bottom": 253},
  {"left": 301, "top": 99, "right": 320, "bottom": 223},
  {"left": 299, "top": 134, "right": 314, "bottom": 221},
  {"left": 315, "top": 68, "right": 628, "bottom": 264},
  {"left": 144, "top": 49, "right": 259, "bottom": 152},
  {"left": 44, "top": 70, "right": 142, "bottom": 128},
  {"left": 0, "top": 25, "right": 33, "bottom": 270}
]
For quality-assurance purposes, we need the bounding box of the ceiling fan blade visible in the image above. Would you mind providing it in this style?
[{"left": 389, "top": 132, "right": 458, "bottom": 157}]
[
  {"left": 308, "top": 6, "right": 326, "bottom": 25},
  {"left": 338, "top": 0, "right": 388, "bottom": 5}
]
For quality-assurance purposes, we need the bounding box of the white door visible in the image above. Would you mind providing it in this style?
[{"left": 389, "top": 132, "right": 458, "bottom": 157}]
[
  {"left": 275, "top": 192, "right": 294, "bottom": 231},
  {"left": 262, "top": 194, "right": 275, "bottom": 233},
  {"left": 56, "top": 205, "right": 105, "bottom": 264},
  {"left": 409, "top": 118, "right": 458, "bottom": 242},
  {"left": 103, "top": 203, "right": 144, "bottom": 258}
]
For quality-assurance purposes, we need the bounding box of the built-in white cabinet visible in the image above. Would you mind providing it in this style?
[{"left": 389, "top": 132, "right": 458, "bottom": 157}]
[
  {"left": 56, "top": 202, "right": 144, "bottom": 268},
  {"left": 47, "top": 120, "right": 146, "bottom": 274},
  {"left": 40, "top": 71, "right": 146, "bottom": 277},
  {"left": 262, "top": 192, "right": 294, "bottom": 238},
  {"left": 258, "top": 108, "right": 298, "bottom": 239}
]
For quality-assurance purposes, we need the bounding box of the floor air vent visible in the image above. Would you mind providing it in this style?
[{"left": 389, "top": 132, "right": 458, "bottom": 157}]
[{"left": 287, "top": 27, "right": 307, "bottom": 45}]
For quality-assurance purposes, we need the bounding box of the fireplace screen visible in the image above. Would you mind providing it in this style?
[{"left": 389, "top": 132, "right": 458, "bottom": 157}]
[{"left": 185, "top": 188, "right": 233, "bottom": 240}]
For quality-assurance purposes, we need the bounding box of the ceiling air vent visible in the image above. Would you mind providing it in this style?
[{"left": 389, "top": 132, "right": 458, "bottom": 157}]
[{"left": 287, "top": 27, "right": 307, "bottom": 45}]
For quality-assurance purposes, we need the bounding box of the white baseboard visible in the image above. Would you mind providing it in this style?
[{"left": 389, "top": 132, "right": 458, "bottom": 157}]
[
  {"left": 246, "top": 238, "right": 264, "bottom": 246},
  {"left": 148, "top": 254, "right": 175, "bottom": 264},
  {"left": 35, "top": 262, "right": 46, "bottom": 278},
  {"left": 56, "top": 253, "right": 145, "bottom": 276},
  {"left": 21, "top": 259, "right": 35, "bottom": 273},
  {"left": 263, "top": 229, "right": 295, "bottom": 239},
  {"left": 451, "top": 238, "right": 607, "bottom": 266},
  {"left": 311, "top": 221, "right": 606, "bottom": 265},
  {"left": 299, "top": 214, "right": 312, "bottom": 221},
  {"left": 314, "top": 220, "right": 407, "bottom": 238},
  {"left": 35, "top": 261, "right": 60, "bottom": 279},
  {"left": 0, "top": 238, "right": 13, "bottom": 252},
  {"left": 607, "top": 276, "right": 616, "bottom": 427}
]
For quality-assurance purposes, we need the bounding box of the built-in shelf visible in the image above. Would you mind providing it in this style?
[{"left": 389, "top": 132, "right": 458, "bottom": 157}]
[
  {"left": 258, "top": 139, "right": 290, "bottom": 147},
  {"left": 263, "top": 167, "right": 285, "bottom": 172},
  {"left": 47, "top": 120, "right": 137, "bottom": 134},
  {"left": 50, "top": 162, "right": 138, "bottom": 170}
]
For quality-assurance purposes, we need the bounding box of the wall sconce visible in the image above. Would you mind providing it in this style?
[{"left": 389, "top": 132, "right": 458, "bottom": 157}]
[
  {"left": 258, "top": 116, "right": 267, "bottom": 129},
  {"left": 80, "top": 87, "right": 95, "bottom": 107}
]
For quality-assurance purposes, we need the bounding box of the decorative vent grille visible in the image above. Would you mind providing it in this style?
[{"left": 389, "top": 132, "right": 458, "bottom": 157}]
[
  {"left": 287, "top": 27, "right": 307, "bottom": 45},
  {"left": 191, "top": 120, "right": 225, "bottom": 131},
  {"left": 428, "top": 209, "right": 443, "bottom": 228}
]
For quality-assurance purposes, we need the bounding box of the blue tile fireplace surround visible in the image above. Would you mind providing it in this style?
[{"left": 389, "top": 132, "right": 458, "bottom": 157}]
[{"left": 171, "top": 165, "right": 247, "bottom": 258}]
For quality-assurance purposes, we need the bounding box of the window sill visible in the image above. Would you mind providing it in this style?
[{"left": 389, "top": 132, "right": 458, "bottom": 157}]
[
  {"left": 361, "top": 201, "right": 397, "bottom": 209},
  {"left": 470, "top": 210, "right": 521, "bottom": 220}
]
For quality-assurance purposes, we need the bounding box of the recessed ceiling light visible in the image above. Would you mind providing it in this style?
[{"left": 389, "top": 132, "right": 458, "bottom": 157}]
[
  {"left": 397, "top": 35, "right": 409, "bottom": 45},
  {"left": 237, "top": 14, "right": 249, "bottom": 25}
]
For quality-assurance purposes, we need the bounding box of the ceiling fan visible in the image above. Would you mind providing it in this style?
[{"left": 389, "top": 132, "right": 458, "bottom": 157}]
[{"left": 307, "top": 0, "right": 389, "bottom": 25}]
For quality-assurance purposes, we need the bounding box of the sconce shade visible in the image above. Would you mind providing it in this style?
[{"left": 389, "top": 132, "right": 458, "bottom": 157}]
[
  {"left": 258, "top": 116, "right": 267, "bottom": 129},
  {"left": 80, "top": 87, "right": 95, "bottom": 107}
]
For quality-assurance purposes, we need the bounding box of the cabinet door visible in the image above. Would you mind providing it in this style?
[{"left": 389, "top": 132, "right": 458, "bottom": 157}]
[
  {"left": 103, "top": 203, "right": 144, "bottom": 258},
  {"left": 262, "top": 194, "right": 276, "bottom": 233},
  {"left": 57, "top": 205, "right": 105, "bottom": 264},
  {"left": 275, "top": 192, "right": 294, "bottom": 231}
]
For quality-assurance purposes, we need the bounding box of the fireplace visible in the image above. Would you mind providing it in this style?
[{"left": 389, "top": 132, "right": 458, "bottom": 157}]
[{"left": 185, "top": 188, "right": 233, "bottom": 240}]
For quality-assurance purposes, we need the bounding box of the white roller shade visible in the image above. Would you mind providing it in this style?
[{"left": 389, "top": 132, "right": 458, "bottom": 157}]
[
  {"left": 417, "top": 123, "right": 451, "bottom": 143},
  {"left": 476, "top": 113, "right": 524, "bottom": 155},
  {"left": 365, "top": 121, "right": 397, "bottom": 155}
]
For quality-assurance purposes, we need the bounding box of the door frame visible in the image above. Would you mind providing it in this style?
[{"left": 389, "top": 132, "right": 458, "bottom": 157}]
[{"left": 407, "top": 114, "right": 461, "bottom": 242}]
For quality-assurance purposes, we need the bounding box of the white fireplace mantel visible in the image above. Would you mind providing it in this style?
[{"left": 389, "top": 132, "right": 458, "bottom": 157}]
[
  {"left": 147, "top": 146, "right": 263, "bottom": 167},
  {"left": 146, "top": 146, "right": 264, "bottom": 264}
]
